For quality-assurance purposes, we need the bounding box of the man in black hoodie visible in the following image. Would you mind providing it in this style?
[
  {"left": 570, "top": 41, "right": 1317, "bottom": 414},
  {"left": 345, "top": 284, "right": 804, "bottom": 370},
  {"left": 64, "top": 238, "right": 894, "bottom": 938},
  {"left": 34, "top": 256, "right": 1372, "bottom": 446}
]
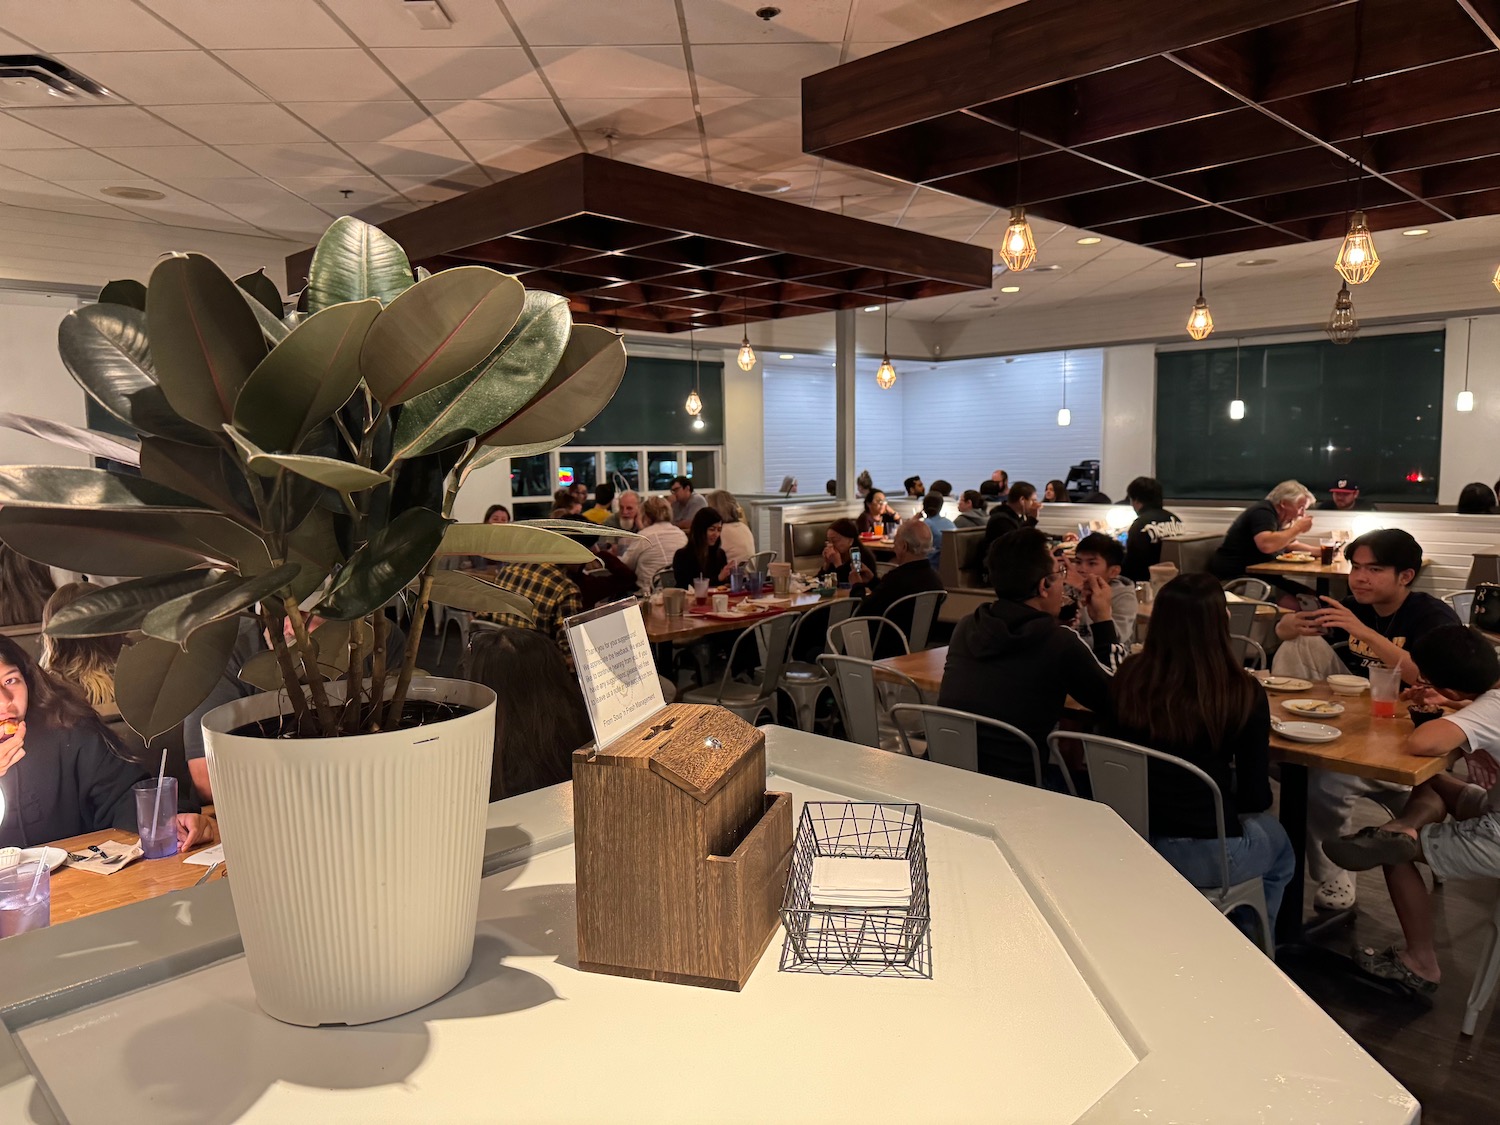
[{"left": 939, "top": 528, "right": 1115, "bottom": 785}]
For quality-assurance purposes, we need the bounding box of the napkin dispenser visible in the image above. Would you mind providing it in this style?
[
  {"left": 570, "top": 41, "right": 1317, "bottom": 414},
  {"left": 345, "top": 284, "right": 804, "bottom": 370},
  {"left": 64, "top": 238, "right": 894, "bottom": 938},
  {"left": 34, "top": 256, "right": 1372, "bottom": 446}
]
[{"left": 572, "top": 703, "right": 793, "bottom": 991}]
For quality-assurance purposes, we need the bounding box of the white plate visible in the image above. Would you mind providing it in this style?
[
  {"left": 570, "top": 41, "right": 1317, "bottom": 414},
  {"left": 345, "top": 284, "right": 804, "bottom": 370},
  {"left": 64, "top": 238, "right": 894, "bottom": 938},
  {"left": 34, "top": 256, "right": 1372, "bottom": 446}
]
[
  {"left": 1259, "top": 675, "right": 1313, "bottom": 692},
  {"left": 1272, "top": 720, "right": 1342, "bottom": 744},
  {"left": 1281, "top": 698, "right": 1345, "bottom": 718},
  {"left": 20, "top": 847, "right": 67, "bottom": 872}
]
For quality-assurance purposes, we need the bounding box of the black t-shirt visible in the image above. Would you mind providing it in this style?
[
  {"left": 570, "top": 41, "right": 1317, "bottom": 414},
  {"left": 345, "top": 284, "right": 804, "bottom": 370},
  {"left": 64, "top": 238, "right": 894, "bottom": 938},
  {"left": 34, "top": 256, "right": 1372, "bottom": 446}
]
[
  {"left": 1328, "top": 592, "right": 1461, "bottom": 677},
  {"left": 1123, "top": 506, "right": 1181, "bottom": 581},
  {"left": 1210, "top": 500, "right": 1281, "bottom": 579}
]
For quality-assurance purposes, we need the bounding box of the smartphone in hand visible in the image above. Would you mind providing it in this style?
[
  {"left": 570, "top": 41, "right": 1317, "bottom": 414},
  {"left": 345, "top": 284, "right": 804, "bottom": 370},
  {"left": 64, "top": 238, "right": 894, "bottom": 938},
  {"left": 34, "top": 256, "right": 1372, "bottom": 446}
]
[{"left": 1295, "top": 593, "right": 1327, "bottom": 635}]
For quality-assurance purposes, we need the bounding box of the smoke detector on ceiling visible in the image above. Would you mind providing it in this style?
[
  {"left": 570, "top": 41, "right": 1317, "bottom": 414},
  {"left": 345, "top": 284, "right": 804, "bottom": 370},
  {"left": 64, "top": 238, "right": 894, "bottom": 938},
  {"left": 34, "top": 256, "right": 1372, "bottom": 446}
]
[
  {"left": 0, "top": 55, "right": 119, "bottom": 108},
  {"left": 101, "top": 186, "right": 165, "bottom": 201}
]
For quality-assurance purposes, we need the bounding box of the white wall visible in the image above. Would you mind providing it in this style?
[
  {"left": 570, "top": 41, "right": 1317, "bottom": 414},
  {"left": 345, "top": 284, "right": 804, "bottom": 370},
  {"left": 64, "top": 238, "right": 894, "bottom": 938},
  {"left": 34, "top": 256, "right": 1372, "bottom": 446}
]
[
  {"left": 853, "top": 360, "right": 905, "bottom": 492},
  {"left": 1099, "top": 344, "right": 1155, "bottom": 500},
  {"left": 761, "top": 361, "right": 836, "bottom": 493},
  {"left": 0, "top": 291, "right": 87, "bottom": 467},
  {"left": 721, "top": 351, "right": 765, "bottom": 496},
  {"left": 1440, "top": 315, "right": 1500, "bottom": 504}
]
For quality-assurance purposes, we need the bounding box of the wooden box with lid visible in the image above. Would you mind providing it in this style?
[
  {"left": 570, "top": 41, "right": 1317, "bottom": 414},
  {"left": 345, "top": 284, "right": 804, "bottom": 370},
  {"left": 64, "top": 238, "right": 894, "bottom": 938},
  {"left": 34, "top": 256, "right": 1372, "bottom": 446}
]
[{"left": 572, "top": 703, "right": 793, "bottom": 991}]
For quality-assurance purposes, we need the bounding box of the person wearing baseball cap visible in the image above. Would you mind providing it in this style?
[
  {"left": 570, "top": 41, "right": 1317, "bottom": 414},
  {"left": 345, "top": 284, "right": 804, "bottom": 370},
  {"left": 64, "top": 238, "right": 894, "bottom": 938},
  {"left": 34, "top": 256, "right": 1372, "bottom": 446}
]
[{"left": 1316, "top": 478, "right": 1376, "bottom": 511}]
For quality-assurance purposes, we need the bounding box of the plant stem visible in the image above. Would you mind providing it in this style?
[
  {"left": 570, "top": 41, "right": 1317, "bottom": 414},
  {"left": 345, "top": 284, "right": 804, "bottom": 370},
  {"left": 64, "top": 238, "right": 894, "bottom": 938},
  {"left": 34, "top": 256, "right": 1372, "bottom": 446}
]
[
  {"left": 282, "top": 597, "right": 336, "bottom": 735},
  {"left": 368, "top": 610, "right": 388, "bottom": 733},
  {"left": 385, "top": 567, "right": 433, "bottom": 730},
  {"left": 341, "top": 622, "right": 365, "bottom": 735},
  {"left": 258, "top": 604, "right": 308, "bottom": 727}
]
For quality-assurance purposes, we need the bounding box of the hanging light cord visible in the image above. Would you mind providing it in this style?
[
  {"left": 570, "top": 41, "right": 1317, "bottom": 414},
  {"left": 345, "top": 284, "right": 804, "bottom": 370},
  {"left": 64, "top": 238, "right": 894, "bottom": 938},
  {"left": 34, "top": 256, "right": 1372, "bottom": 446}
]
[
  {"left": 1062, "top": 351, "right": 1068, "bottom": 410},
  {"left": 1197, "top": 258, "right": 1206, "bottom": 301},
  {"left": 1466, "top": 318, "right": 1474, "bottom": 394},
  {"left": 1235, "top": 338, "right": 1241, "bottom": 399}
]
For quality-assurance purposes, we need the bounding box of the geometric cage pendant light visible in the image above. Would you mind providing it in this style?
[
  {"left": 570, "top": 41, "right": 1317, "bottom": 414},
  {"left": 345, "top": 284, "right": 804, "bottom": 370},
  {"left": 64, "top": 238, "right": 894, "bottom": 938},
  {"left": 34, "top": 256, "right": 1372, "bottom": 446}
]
[
  {"left": 1326, "top": 280, "right": 1359, "bottom": 344},
  {"left": 1334, "top": 209, "right": 1380, "bottom": 285},
  {"left": 997, "top": 107, "right": 1037, "bottom": 273},
  {"left": 875, "top": 300, "right": 897, "bottom": 389},
  {"left": 1185, "top": 259, "right": 1214, "bottom": 341},
  {"left": 684, "top": 325, "right": 704, "bottom": 423},
  {"left": 735, "top": 298, "right": 757, "bottom": 371}
]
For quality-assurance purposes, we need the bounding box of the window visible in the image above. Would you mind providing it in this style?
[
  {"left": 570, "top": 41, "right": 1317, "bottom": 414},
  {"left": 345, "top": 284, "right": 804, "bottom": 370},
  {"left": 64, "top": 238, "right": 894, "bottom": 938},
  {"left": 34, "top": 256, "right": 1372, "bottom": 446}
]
[
  {"left": 558, "top": 451, "right": 597, "bottom": 494},
  {"left": 510, "top": 453, "right": 550, "bottom": 498},
  {"left": 605, "top": 451, "right": 639, "bottom": 492},
  {"left": 647, "top": 451, "right": 680, "bottom": 490}
]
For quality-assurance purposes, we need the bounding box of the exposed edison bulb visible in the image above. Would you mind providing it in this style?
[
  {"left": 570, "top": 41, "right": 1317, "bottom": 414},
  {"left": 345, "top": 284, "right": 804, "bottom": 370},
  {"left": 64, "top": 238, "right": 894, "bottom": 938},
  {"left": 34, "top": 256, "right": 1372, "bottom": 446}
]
[
  {"left": 997, "top": 206, "right": 1037, "bottom": 272},
  {"left": 1334, "top": 210, "right": 1380, "bottom": 285},
  {"left": 875, "top": 357, "right": 897, "bottom": 389},
  {"left": 1326, "top": 281, "right": 1358, "bottom": 345},
  {"left": 1229, "top": 398, "right": 1246, "bottom": 420},
  {"left": 736, "top": 336, "right": 756, "bottom": 371},
  {"left": 1493, "top": 263, "right": 1500, "bottom": 293},
  {"left": 1457, "top": 390, "right": 1475, "bottom": 413},
  {"left": 684, "top": 388, "right": 702, "bottom": 416},
  {"left": 1186, "top": 297, "right": 1214, "bottom": 340},
  {"left": 1056, "top": 407, "right": 1071, "bottom": 427},
  {"left": 692, "top": 415, "right": 706, "bottom": 430}
]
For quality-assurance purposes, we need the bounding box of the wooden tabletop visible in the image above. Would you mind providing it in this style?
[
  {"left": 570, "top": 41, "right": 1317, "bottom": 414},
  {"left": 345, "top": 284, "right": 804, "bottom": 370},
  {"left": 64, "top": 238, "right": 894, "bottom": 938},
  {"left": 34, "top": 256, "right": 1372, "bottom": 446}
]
[
  {"left": 645, "top": 589, "right": 849, "bottom": 644},
  {"left": 1137, "top": 591, "right": 1281, "bottom": 620},
  {"left": 877, "top": 646, "right": 947, "bottom": 695},
  {"left": 1246, "top": 555, "right": 1351, "bottom": 579},
  {"left": 42, "top": 828, "right": 224, "bottom": 926}
]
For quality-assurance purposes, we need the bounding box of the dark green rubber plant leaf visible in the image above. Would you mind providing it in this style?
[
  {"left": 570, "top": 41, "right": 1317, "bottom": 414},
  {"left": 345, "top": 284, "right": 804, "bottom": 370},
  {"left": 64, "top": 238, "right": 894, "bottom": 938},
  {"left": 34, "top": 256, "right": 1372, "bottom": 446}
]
[
  {"left": 306, "top": 215, "right": 414, "bottom": 313},
  {"left": 97, "top": 279, "right": 147, "bottom": 310},
  {"left": 233, "top": 298, "right": 380, "bottom": 453},
  {"left": 318, "top": 506, "right": 450, "bottom": 620},
  {"left": 0, "top": 466, "right": 211, "bottom": 511},
  {"left": 115, "top": 615, "right": 241, "bottom": 741},
  {"left": 360, "top": 266, "right": 525, "bottom": 406},
  {"left": 141, "top": 563, "right": 302, "bottom": 647},
  {"left": 480, "top": 324, "right": 626, "bottom": 448},
  {"left": 459, "top": 434, "right": 574, "bottom": 485},
  {"left": 0, "top": 413, "right": 140, "bottom": 466},
  {"left": 514, "top": 518, "right": 639, "bottom": 540},
  {"left": 245, "top": 296, "right": 291, "bottom": 347},
  {"left": 147, "top": 252, "right": 267, "bottom": 430},
  {"left": 281, "top": 507, "right": 343, "bottom": 602},
  {"left": 225, "top": 427, "right": 389, "bottom": 492},
  {"left": 235, "top": 268, "right": 283, "bottom": 316},
  {"left": 436, "top": 522, "right": 593, "bottom": 565},
  {"left": 425, "top": 571, "right": 534, "bottom": 618},
  {"left": 139, "top": 437, "right": 261, "bottom": 523},
  {"left": 0, "top": 507, "right": 266, "bottom": 577},
  {"left": 387, "top": 290, "right": 571, "bottom": 464},
  {"left": 44, "top": 569, "right": 223, "bottom": 638}
]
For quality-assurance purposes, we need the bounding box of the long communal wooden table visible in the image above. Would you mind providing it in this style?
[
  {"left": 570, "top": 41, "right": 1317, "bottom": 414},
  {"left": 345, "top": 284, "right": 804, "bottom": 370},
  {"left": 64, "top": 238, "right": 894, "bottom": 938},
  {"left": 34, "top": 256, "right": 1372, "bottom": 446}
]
[
  {"left": 42, "top": 828, "right": 224, "bottom": 927},
  {"left": 644, "top": 588, "right": 849, "bottom": 645}
]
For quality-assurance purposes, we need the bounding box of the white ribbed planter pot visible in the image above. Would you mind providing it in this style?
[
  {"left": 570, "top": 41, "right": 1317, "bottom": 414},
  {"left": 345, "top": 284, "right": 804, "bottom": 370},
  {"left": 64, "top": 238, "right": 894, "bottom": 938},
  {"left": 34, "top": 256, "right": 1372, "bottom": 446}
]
[{"left": 202, "top": 677, "right": 496, "bottom": 1027}]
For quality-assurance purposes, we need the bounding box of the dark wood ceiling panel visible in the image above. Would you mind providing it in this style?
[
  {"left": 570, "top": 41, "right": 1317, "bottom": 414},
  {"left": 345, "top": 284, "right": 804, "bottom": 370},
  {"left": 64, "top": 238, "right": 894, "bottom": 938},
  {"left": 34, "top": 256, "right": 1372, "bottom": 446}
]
[
  {"left": 285, "top": 154, "right": 990, "bottom": 335},
  {"left": 802, "top": 0, "right": 1500, "bottom": 259}
]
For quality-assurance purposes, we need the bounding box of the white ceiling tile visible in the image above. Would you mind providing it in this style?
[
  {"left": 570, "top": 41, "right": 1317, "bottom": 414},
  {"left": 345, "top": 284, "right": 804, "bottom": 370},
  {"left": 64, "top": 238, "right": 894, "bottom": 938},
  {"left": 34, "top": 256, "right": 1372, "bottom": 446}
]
[
  {"left": 219, "top": 49, "right": 408, "bottom": 101},
  {"left": 218, "top": 142, "right": 369, "bottom": 179},
  {"left": 352, "top": 199, "right": 421, "bottom": 226},
  {"left": 472, "top": 137, "right": 585, "bottom": 176},
  {"left": 691, "top": 43, "right": 842, "bottom": 97},
  {"left": 95, "top": 144, "right": 256, "bottom": 180},
  {"left": 0, "top": 112, "right": 79, "bottom": 149},
  {"left": 698, "top": 98, "right": 801, "bottom": 139},
  {"left": 58, "top": 50, "right": 265, "bottom": 105},
  {"left": 218, "top": 198, "right": 334, "bottom": 238},
  {"left": 340, "top": 139, "right": 473, "bottom": 176},
  {"left": 590, "top": 137, "right": 701, "bottom": 171},
  {"left": 320, "top": 0, "right": 518, "bottom": 47},
  {"left": 7, "top": 106, "right": 194, "bottom": 147},
  {"left": 152, "top": 103, "right": 323, "bottom": 144},
  {"left": 275, "top": 175, "right": 400, "bottom": 209},
  {"left": 506, "top": 0, "right": 681, "bottom": 45},
  {"left": 0, "top": 27, "right": 29, "bottom": 52},
  {"left": 54, "top": 183, "right": 251, "bottom": 231},
  {"left": 0, "top": 180, "right": 144, "bottom": 221},
  {"left": 0, "top": 0, "right": 194, "bottom": 51},
  {"left": 140, "top": 0, "right": 355, "bottom": 48},
  {"left": 566, "top": 98, "right": 699, "bottom": 139},
  {"left": 283, "top": 101, "right": 445, "bottom": 142},
  {"left": 163, "top": 177, "right": 315, "bottom": 205},
  {"left": 684, "top": 0, "right": 849, "bottom": 44},
  {"left": 425, "top": 99, "right": 567, "bottom": 140},
  {"left": 842, "top": 42, "right": 903, "bottom": 62},
  {"left": 385, "top": 169, "right": 491, "bottom": 202},
  {"left": 849, "top": 0, "right": 1021, "bottom": 42},
  {"left": 375, "top": 47, "right": 548, "bottom": 100},
  {"left": 0, "top": 146, "right": 139, "bottom": 179},
  {"left": 534, "top": 46, "right": 690, "bottom": 99}
]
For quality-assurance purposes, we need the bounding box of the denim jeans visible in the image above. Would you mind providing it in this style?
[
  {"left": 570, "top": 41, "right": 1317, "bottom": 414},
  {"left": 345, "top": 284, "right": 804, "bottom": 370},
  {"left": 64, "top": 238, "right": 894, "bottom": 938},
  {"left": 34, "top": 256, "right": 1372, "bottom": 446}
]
[{"left": 1152, "top": 811, "right": 1296, "bottom": 938}]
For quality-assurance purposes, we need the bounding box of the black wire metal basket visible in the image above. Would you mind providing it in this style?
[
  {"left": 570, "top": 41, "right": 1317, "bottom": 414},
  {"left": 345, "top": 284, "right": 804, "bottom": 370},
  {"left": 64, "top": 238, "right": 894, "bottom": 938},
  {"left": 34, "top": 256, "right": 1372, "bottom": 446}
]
[{"left": 779, "top": 802, "right": 931, "bottom": 978}]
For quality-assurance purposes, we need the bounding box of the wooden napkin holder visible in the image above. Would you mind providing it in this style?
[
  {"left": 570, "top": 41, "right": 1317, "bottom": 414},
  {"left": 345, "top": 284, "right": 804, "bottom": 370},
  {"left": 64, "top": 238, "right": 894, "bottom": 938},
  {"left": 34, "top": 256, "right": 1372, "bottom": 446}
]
[{"left": 572, "top": 703, "right": 792, "bottom": 991}]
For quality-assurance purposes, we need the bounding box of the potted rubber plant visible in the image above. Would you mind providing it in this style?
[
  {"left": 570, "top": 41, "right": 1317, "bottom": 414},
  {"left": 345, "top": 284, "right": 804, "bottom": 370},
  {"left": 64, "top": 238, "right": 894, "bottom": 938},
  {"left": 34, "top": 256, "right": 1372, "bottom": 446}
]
[{"left": 0, "top": 217, "right": 628, "bottom": 1026}]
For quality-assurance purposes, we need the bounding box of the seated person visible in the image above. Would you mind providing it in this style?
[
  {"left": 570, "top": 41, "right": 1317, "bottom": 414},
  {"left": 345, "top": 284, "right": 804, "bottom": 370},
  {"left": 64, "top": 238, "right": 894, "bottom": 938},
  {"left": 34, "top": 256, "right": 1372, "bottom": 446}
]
[
  {"left": 554, "top": 488, "right": 582, "bottom": 516},
  {"left": 854, "top": 521, "right": 943, "bottom": 659},
  {"left": 1044, "top": 479, "right": 1069, "bottom": 503},
  {"left": 620, "top": 496, "right": 687, "bottom": 596},
  {"left": 817, "top": 518, "right": 877, "bottom": 591},
  {"left": 1105, "top": 574, "right": 1294, "bottom": 938},
  {"left": 1316, "top": 478, "right": 1376, "bottom": 511},
  {"left": 1323, "top": 626, "right": 1500, "bottom": 994},
  {"left": 1122, "top": 476, "right": 1181, "bottom": 582},
  {"left": 954, "top": 489, "right": 987, "bottom": 528},
  {"left": 707, "top": 490, "right": 756, "bottom": 568},
  {"left": 672, "top": 508, "right": 732, "bottom": 588},
  {"left": 0, "top": 636, "right": 214, "bottom": 849},
  {"left": 464, "top": 505, "right": 511, "bottom": 569},
  {"left": 584, "top": 482, "right": 615, "bottom": 523},
  {"left": 938, "top": 528, "right": 1115, "bottom": 786},
  {"left": 919, "top": 492, "right": 955, "bottom": 565},
  {"left": 0, "top": 543, "right": 55, "bottom": 626},
  {"left": 464, "top": 627, "right": 593, "bottom": 801},
  {"left": 1069, "top": 533, "right": 1138, "bottom": 661},
  {"left": 669, "top": 475, "right": 707, "bottom": 530},
  {"left": 1273, "top": 528, "right": 1459, "bottom": 910},
  {"left": 929, "top": 479, "right": 953, "bottom": 498},
  {"left": 990, "top": 469, "right": 1009, "bottom": 500},
  {"left": 855, "top": 489, "right": 892, "bottom": 535},
  {"left": 903, "top": 475, "right": 925, "bottom": 498},
  {"left": 481, "top": 562, "right": 582, "bottom": 664},
  {"left": 1208, "top": 480, "right": 1316, "bottom": 585},
  {"left": 979, "top": 480, "right": 1040, "bottom": 563},
  {"left": 1458, "top": 482, "right": 1499, "bottom": 514},
  {"left": 606, "top": 490, "right": 639, "bottom": 532},
  {"left": 40, "top": 583, "right": 122, "bottom": 706}
]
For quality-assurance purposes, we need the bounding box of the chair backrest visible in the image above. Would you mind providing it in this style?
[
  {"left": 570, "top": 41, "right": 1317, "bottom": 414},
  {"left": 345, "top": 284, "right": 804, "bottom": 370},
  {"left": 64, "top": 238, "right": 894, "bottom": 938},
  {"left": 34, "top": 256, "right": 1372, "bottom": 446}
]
[
  {"left": 715, "top": 612, "right": 796, "bottom": 703},
  {"left": 882, "top": 589, "right": 946, "bottom": 651},
  {"left": 817, "top": 654, "right": 881, "bottom": 746},
  {"left": 1445, "top": 589, "right": 1476, "bottom": 625},
  {"left": 1161, "top": 532, "right": 1222, "bottom": 575},
  {"left": 890, "top": 704, "right": 1073, "bottom": 792},
  {"left": 827, "top": 616, "right": 874, "bottom": 659},
  {"left": 1223, "top": 577, "right": 1273, "bottom": 601},
  {"left": 784, "top": 519, "right": 835, "bottom": 575},
  {"left": 1225, "top": 601, "right": 1258, "bottom": 637},
  {"left": 650, "top": 566, "right": 676, "bottom": 591},
  {"left": 0, "top": 622, "right": 44, "bottom": 663},
  {"left": 786, "top": 596, "right": 856, "bottom": 662},
  {"left": 749, "top": 550, "right": 778, "bottom": 573},
  {"left": 1053, "top": 731, "right": 1232, "bottom": 892},
  {"left": 1230, "top": 635, "right": 1267, "bottom": 670},
  {"left": 939, "top": 526, "right": 989, "bottom": 590}
]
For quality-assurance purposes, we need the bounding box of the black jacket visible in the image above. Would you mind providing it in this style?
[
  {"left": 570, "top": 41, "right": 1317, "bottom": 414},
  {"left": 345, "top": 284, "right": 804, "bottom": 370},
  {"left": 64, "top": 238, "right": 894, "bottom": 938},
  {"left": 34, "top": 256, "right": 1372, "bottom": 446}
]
[
  {"left": 937, "top": 599, "right": 1114, "bottom": 783},
  {"left": 672, "top": 544, "right": 728, "bottom": 588},
  {"left": 855, "top": 558, "right": 945, "bottom": 658},
  {"left": 979, "top": 504, "right": 1037, "bottom": 578}
]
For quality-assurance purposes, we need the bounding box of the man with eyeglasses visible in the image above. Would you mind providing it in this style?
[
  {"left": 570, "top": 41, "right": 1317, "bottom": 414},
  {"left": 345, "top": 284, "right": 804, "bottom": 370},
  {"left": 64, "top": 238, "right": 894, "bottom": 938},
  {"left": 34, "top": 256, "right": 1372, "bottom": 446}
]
[{"left": 1272, "top": 527, "right": 1461, "bottom": 911}]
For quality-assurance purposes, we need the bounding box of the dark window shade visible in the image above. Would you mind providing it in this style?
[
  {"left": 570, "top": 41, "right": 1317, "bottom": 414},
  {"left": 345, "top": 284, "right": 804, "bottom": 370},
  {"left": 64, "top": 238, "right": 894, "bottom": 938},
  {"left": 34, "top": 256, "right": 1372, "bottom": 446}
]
[
  {"left": 575, "top": 355, "right": 722, "bottom": 446},
  {"left": 1155, "top": 332, "right": 1444, "bottom": 503}
]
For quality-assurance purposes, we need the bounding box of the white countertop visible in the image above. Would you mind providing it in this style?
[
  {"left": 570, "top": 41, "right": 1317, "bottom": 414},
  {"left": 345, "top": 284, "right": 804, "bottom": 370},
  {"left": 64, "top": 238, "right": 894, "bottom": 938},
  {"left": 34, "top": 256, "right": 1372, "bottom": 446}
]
[{"left": 0, "top": 727, "right": 1417, "bottom": 1124}]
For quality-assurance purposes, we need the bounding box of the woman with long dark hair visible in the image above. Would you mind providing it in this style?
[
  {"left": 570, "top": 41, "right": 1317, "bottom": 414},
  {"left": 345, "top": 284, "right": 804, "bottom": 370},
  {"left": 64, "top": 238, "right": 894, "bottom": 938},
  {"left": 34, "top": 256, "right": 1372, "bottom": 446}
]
[
  {"left": 0, "top": 544, "right": 55, "bottom": 626},
  {"left": 855, "top": 488, "right": 891, "bottom": 535},
  {"left": 0, "top": 635, "right": 214, "bottom": 849},
  {"left": 672, "top": 507, "right": 731, "bottom": 588},
  {"left": 464, "top": 627, "right": 593, "bottom": 801},
  {"left": 1106, "top": 573, "right": 1294, "bottom": 934}
]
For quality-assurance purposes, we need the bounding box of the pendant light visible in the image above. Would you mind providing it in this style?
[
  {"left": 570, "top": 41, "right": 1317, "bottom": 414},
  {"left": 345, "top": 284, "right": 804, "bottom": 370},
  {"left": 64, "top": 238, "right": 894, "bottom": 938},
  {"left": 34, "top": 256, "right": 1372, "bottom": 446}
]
[
  {"left": 1057, "top": 350, "right": 1071, "bottom": 426},
  {"left": 1186, "top": 259, "right": 1214, "bottom": 340},
  {"left": 1326, "top": 280, "right": 1359, "bottom": 344},
  {"left": 997, "top": 106, "right": 1037, "bottom": 273},
  {"left": 1492, "top": 263, "right": 1500, "bottom": 294},
  {"left": 735, "top": 299, "right": 756, "bottom": 371},
  {"left": 1229, "top": 338, "right": 1245, "bottom": 420},
  {"left": 875, "top": 299, "right": 897, "bottom": 389},
  {"left": 1335, "top": 2, "right": 1379, "bottom": 285},
  {"left": 1458, "top": 318, "right": 1476, "bottom": 413},
  {"left": 684, "top": 326, "right": 703, "bottom": 418}
]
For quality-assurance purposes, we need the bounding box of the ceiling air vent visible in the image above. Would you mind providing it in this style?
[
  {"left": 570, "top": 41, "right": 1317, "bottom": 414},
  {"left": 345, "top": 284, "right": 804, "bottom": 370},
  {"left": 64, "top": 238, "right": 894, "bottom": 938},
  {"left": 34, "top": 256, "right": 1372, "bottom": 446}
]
[{"left": 0, "top": 55, "right": 120, "bottom": 108}]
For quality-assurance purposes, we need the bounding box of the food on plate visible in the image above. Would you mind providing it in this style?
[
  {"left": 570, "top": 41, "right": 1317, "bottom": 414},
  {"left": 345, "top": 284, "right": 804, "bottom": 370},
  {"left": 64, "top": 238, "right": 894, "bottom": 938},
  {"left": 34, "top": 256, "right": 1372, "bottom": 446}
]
[
  {"left": 1278, "top": 552, "right": 1316, "bottom": 564},
  {"left": 1284, "top": 699, "right": 1343, "bottom": 716},
  {"left": 1259, "top": 675, "right": 1313, "bottom": 692}
]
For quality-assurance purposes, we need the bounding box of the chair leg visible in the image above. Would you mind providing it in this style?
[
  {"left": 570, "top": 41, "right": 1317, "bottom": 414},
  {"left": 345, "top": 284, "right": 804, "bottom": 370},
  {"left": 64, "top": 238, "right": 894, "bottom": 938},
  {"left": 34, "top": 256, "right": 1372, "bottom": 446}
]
[{"left": 1464, "top": 914, "right": 1500, "bottom": 1036}]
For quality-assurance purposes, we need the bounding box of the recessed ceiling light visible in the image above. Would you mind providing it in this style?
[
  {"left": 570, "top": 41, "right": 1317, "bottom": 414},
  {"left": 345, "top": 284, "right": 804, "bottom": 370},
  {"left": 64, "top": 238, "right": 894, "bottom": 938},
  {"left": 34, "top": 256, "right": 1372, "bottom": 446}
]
[
  {"left": 101, "top": 185, "right": 165, "bottom": 201},
  {"left": 1000, "top": 285, "right": 1020, "bottom": 293},
  {"left": 1076, "top": 236, "right": 1102, "bottom": 245},
  {"left": 1402, "top": 228, "right": 1430, "bottom": 237},
  {"left": 778, "top": 353, "right": 794, "bottom": 359},
  {"left": 736, "top": 177, "right": 791, "bottom": 194},
  {"left": 1238, "top": 258, "right": 1276, "bottom": 266},
  {"left": 1174, "top": 261, "right": 1197, "bottom": 268},
  {"left": 863, "top": 305, "right": 880, "bottom": 312}
]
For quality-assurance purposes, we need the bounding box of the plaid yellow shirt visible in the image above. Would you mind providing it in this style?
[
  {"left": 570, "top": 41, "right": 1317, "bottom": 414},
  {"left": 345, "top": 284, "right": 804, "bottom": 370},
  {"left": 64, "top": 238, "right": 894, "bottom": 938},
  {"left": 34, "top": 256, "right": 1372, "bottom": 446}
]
[{"left": 477, "top": 563, "right": 581, "bottom": 660}]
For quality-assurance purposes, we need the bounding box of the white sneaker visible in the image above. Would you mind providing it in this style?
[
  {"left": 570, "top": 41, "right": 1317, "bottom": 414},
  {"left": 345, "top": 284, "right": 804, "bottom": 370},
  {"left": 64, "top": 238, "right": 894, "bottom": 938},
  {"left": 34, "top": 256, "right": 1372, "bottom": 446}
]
[{"left": 1315, "top": 872, "right": 1356, "bottom": 911}]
